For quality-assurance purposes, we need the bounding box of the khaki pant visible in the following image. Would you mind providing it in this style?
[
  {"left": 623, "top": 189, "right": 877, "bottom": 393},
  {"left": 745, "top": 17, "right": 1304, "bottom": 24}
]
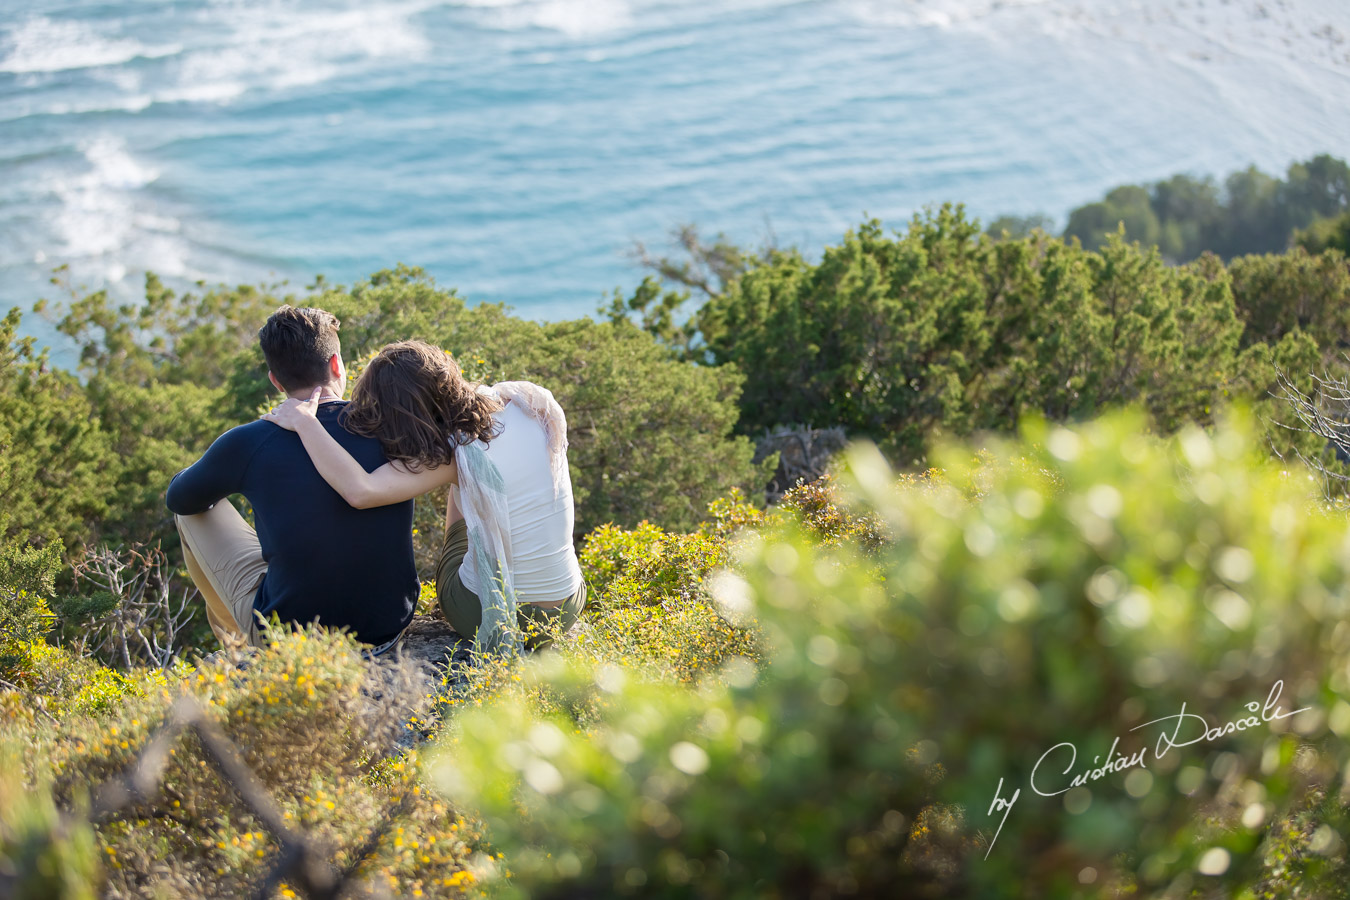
[
  {"left": 435, "top": 520, "right": 585, "bottom": 650},
  {"left": 175, "top": 502, "right": 267, "bottom": 647}
]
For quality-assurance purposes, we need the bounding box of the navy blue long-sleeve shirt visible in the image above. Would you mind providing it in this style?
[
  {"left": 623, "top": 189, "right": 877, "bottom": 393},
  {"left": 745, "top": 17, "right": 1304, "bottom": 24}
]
[{"left": 166, "top": 401, "right": 417, "bottom": 645}]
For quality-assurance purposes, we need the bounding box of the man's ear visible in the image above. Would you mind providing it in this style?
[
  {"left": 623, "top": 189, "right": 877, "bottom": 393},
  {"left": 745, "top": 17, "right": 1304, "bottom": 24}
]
[
  {"left": 328, "top": 353, "right": 342, "bottom": 381},
  {"left": 267, "top": 371, "right": 285, "bottom": 394}
]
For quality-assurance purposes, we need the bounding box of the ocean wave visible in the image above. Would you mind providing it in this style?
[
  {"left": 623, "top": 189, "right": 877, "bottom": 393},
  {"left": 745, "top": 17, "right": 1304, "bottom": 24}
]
[
  {"left": 6, "top": 129, "right": 289, "bottom": 298},
  {"left": 4, "top": 1, "right": 437, "bottom": 114},
  {"left": 844, "top": 0, "right": 1052, "bottom": 31},
  {"left": 842, "top": 0, "right": 1053, "bottom": 30},
  {"left": 0, "top": 15, "right": 181, "bottom": 74},
  {"left": 175, "top": 0, "right": 435, "bottom": 95},
  {"left": 844, "top": 0, "right": 1350, "bottom": 73},
  {"left": 81, "top": 137, "right": 159, "bottom": 191},
  {"left": 39, "top": 95, "right": 156, "bottom": 118},
  {"left": 449, "top": 0, "right": 636, "bottom": 37},
  {"left": 43, "top": 138, "right": 165, "bottom": 265}
]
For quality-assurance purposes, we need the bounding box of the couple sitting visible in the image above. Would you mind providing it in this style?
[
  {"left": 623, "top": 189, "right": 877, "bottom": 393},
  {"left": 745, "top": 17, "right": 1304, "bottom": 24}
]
[{"left": 166, "top": 305, "right": 584, "bottom": 656}]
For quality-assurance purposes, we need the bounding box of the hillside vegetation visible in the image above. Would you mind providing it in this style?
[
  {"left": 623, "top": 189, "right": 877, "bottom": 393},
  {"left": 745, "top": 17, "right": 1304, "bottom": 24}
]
[{"left": 3, "top": 188, "right": 1350, "bottom": 897}]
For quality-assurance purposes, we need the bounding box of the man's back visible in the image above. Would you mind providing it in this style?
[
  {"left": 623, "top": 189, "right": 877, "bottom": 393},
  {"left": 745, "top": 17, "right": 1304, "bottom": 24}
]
[{"left": 167, "top": 401, "right": 416, "bottom": 645}]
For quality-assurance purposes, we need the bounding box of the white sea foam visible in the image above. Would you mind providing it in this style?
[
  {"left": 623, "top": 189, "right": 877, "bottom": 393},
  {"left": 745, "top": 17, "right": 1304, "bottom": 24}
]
[
  {"left": 9, "top": 2, "right": 436, "bottom": 114},
  {"left": 846, "top": 0, "right": 1350, "bottom": 73},
  {"left": 38, "top": 95, "right": 155, "bottom": 118},
  {"left": 82, "top": 136, "right": 158, "bottom": 191},
  {"left": 0, "top": 15, "right": 180, "bottom": 73},
  {"left": 452, "top": 0, "right": 635, "bottom": 37},
  {"left": 40, "top": 136, "right": 183, "bottom": 285},
  {"left": 173, "top": 0, "right": 435, "bottom": 99},
  {"left": 845, "top": 0, "right": 1052, "bottom": 31},
  {"left": 20, "top": 132, "right": 278, "bottom": 302}
]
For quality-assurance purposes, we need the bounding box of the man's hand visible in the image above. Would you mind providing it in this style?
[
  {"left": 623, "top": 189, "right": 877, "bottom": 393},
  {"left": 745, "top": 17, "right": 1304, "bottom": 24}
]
[{"left": 260, "top": 388, "right": 323, "bottom": 432}]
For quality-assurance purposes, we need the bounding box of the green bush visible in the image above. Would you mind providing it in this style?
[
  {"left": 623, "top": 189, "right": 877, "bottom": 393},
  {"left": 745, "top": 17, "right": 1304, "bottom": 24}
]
[
  {"left": 20, "top": 206, "right": 1350, "bottom": 559},
  {"left": 775, "top": 471, "right": 889, "bottom": 550},
  {"left": 0, "top": 310, "right": 114, "bottom": 549},
  {"left": 0, "top": 535, "right": 137, "bottom": 718},
  {"left": 8, "top": 410, "right": 1350, "bottom": 898},
  {"left": 0, "top": 536, "right": 62, "bottom": 652},
  {"left": 1228, "top": 248, "right": 1350, "bottom": 360},
  {"left": 689, "top": 207, "right": 1246, "bottom": 462},
  {"left": 429, "top": 408, "right": 1350, "bottom": 898},
  {"left": 1297, "top": 211, "right": 1350, "bottom": 256},
  {"left": 575, "top": 520, "right": 753, "bottom": 685}
]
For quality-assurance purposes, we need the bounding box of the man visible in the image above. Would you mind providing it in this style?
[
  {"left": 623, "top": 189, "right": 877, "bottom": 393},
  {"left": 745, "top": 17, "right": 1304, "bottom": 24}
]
[{"left": 166, "top": 305, "right": 418, "bottom": 652}]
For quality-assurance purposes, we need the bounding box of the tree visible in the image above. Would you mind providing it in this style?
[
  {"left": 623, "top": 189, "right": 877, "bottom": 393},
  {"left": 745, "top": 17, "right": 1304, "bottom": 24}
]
[
  {"left": 0, "top": 308, "right": 113, "bottom": 549},
  {"left": 1280, "top": 154, "right": 1350, "bottom": 223},
  {"left": 984, "top": 213, "right": 1056, "bottom": 240},
  {"left": 1059, "top": 155, "right": 1350, "bottom": 262},
  {"left": 1063, "top": 185, "right": 1160, "bottom": 253},
  {"left": 1149, "top": 173, "right": 1223, "bottom": 261},
  {"left": 1214, "top": 165, "right": 1283, "bottom": 258},
  {"left": 1296, "top": 210, "right": 1350, "bottom": 256}
]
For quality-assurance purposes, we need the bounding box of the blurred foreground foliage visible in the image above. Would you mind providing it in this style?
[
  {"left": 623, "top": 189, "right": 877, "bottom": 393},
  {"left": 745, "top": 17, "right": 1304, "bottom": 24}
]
[
  {"left": 3, "top": 624, "right": 484, "bottom": 898},
  {"left": 5, "top": 409, "right": 1350, "bottom": 897},
  {"left": 430, "top": 409, "right": 1350, "bottom": 899}
]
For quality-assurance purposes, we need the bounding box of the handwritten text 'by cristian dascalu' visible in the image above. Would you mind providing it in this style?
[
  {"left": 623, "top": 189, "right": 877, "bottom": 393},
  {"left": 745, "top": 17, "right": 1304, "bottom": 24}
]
[{"left": 983, "top": 680, "right": 1311, "bottom": 858}]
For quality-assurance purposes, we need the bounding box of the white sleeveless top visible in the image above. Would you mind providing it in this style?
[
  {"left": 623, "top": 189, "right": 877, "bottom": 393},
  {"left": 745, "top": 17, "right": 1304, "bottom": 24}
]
[{"left": 457, "top": 400, "right": 583, "bottom": 603}]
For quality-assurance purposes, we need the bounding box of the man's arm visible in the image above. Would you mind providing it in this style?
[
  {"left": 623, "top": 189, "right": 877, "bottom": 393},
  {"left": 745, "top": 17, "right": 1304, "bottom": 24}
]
[{"left": 165, "top": 426, "right": 260, "bottom": 515}]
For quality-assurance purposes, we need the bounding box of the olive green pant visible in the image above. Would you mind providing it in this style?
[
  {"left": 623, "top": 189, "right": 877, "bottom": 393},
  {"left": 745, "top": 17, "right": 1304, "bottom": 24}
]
[{"left": 435, "top": 520, "right": 585, "bottom": 650}]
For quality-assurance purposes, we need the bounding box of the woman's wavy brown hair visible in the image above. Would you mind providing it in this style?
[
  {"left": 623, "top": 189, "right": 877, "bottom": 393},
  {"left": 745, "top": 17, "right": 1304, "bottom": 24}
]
[{"left": 343, "top": 340, "right": 502, "bottom": 470}]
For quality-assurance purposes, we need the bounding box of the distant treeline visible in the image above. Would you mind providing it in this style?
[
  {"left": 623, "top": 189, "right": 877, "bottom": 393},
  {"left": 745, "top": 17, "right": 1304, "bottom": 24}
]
[{"left": 987, "top": 153, "right": 1350, "bottom": 261}]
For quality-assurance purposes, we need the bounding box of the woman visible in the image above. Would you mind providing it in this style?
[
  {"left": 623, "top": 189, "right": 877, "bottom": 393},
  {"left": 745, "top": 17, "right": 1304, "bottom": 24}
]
[{"left": 262, "top": 340, "right": 585, "bottom": 653}]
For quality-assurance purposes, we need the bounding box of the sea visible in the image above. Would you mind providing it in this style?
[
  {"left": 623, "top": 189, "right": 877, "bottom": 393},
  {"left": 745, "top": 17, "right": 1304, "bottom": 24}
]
[{"left": 3, "top": 0, "right": 1348, "bottom": 368}]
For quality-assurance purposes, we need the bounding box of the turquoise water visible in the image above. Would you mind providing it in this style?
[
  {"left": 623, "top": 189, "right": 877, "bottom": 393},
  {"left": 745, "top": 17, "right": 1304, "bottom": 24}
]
[{"left": 3, "top": 0, "right": 1348, "bottom": 365}]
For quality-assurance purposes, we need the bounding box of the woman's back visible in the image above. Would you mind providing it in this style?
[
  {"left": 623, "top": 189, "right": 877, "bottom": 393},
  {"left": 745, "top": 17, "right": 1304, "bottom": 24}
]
[{"left": 458, "top": 400, "right": 582, "bottom": 602}]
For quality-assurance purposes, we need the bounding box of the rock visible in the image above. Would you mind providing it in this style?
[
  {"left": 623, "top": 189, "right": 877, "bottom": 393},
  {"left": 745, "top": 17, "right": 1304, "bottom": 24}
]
[
  {"left": 360, "top": 616, "right": 473, "bottom": 751},
  {"left": 754, "top": 425, "right": 849, "bottom": 502},
  {"left": 371, "top": 615, "right": 475, "bottom": 698},
  {"left": 396, "top": 615, "right": 476, "bottom": 673}
]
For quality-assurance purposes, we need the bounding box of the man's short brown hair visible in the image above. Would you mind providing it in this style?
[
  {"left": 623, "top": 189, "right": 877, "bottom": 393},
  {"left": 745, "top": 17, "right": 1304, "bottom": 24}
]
[{"left": 258, "top": 306, "right": 341, "bottom": 392}]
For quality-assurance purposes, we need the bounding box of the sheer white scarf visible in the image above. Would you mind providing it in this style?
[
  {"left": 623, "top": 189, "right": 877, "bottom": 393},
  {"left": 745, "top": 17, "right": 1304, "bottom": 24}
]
[{"left": 453, "top": 380, "right": 569, "bottom": 655}]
